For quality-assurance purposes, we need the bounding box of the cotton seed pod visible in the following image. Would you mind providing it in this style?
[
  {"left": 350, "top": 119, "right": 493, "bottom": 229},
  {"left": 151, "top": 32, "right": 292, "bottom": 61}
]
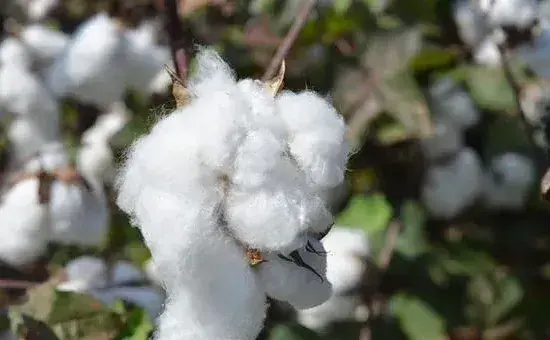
[
  {"left": 422, "top": 148, "right": 483, "bottom": 219},
  {"left": 20, "top": 24, "right": 69, "bottom": 67},
  {"left": 0, "top": 178, "right": 50, "bottom": 267},
  {"left": 428, "top": 77, "right": 480, "bottom": 130},
  {"left": 453, "top": 0, "right": 490, "bottom": 47},
  {"left": 478, "top": 0, "right": 537, "bottom": 29},
  {"left": 255, "top": 236, "right": 332, "bottom": 310},
  {"left": 46, "top": 13, "right": 127, "bottom": 107},
  {"left": 482, "top": 152, "right": 535, "bottom": 210}
]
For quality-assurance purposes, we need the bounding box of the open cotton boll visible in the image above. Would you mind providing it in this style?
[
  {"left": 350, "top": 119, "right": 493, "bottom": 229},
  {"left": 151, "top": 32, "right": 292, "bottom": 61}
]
[
  {"left": 422, "top": 148, "right": 483, "bottom": 219},
  {"left": 0, "top": 37, "right": 32, "bottom": 68},
  {"left": 0, "top": 64, "right": 60, "bottom": 125},
  {"left": 256, "top": 236, "right": 331, "bottom": 310},
  {"left": 49, "top": 180, "right": 109, "bottom": 247},
  {"left": 46, "top": 12, "right": 126, "bottom": 107},
  {"left": 428, "top": 77, "right": 480, "bottom": 130},
  {"left": 421, "top": 118, "right": 464, "bottom": 160},
  {"left": 453, "top": 0, "right": 490, "bottom": 47},
  {"left": 57, "top": 256, "right": 108, "bottom": 291},
  {"left": 27, "top": 0, "right": 59, "bottom": 22},
  {"left": 478, "top": 0, "right": 537, "bottom": 29},
  {"left": 518, "top": 29, "right": 550, "bottom": 78},
  {"left": 482, "top": 153, "right": 535, "bottom": 210},
  {"left": 0, "top": 178, "right": 49, "bottom": 267},
  {"left": 276, "top": 91, "right": 349, "bottom": 189},
  {"left": 21, "top": 24, "right": 69, "bottom": 66}
]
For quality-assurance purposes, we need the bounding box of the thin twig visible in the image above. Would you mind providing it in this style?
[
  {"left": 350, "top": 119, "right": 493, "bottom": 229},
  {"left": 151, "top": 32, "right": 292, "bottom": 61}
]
[
  {"left": 261, "top": 0, "right": 316, "bottom": 81},
  {"left": 165, "top": 0, "right": 190, "bottom": 82},
  {"left": 0, "top": 279, "right": 36, "bottom": 290}
]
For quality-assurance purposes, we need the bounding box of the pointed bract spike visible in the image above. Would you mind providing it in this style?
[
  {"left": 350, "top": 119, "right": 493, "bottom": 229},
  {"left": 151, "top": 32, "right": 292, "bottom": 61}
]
[{"left": 266, "top": 60, "right": 286, "bottom": 96}]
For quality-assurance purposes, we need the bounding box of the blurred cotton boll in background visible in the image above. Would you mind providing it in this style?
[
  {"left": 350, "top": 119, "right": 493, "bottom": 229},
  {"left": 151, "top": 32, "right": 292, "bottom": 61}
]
[
  {"left": 0, "top": 37, "right": 32, "bottom": 69},
  {"left": 420, "top": 118, "right": 464, "bottom": 161},
  {"left": 478, "top": 0, "right": 538, "bottom": 29},
  {"left": 20, "top": 24, "right": 69, "bottom": 68},
  {"left": 57, "top": 256, "right": 165, "bottom": 318},
  {"left": 428, "top": 77, "right": 480, "bottom": 130},
  {"left": 482, "top": 153, "right": 535, "bottom": 210},
  {"left": 453, "top": 0, "right": 490, "bottom": 47},
  {"left": 422, "top": 148, "right": 484, "bottom": 219},
  {"left": 297, "top": 227, "right": 370, "bottom": 331}
]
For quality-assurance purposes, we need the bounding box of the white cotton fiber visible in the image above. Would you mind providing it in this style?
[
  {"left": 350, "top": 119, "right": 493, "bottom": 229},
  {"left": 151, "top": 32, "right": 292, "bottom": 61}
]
[
  {"left": 276, "top": 91, "right": 349, "bottom": 189},
  {"left": 46, "top": 13, "right": 126, "bottom": 106},
  {"left": 57, "top": 256, "right": 108, "bottom": 291},
  {"left": 0, "top": 178, "right": 49, "bottom": 267},
  {"left": 0, "top": 37, "right": 32, "bottom": 68},
  {"left": 478, "top": 0, "right": 537, "bottom": 29},
  {"left": 7, "top": 118, "right": 59, "bottom": 164}
]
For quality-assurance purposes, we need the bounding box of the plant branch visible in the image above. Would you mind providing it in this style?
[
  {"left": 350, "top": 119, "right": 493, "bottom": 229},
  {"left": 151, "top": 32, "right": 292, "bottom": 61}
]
[
  {"left": 261, "top": 0, "right": 316, "bottom": 81},
  {"left": 165, "top": 0, "right": 190, "bottom": 82}
]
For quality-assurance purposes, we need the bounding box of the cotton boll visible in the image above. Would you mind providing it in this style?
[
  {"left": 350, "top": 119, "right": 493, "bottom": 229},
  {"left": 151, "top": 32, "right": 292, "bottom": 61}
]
[
  {"left": 49, "top": 181, "right": 109, "bottom": 247},
  {"left": 478, "top": 0, "right": 537, "bottom": 29},
  {"left": 297, "top": 295, "right": 364, "bottom": 331},
  {"left": 453, "top": 0, "right": 490, "bottom": 47},
  {"left": 57, "top": 256, "right": 108, "bottom": 291},
  {"left": 46, "top": 13, "right": 126, "bottom": 107},
  {"left": 482, "top": 153, "right": 535, "bottom": 210},
  {"left": 428, "top": 77, "right": 480, "bottom": 130},
  {"left": 421, "top": 119, "right": 463, "bottom": 161},
  {"left": 256, "top": 237, "right": 331, "bottom": 310},
  {"left": 21, "top": 24, "right": 69, "bottom": 66},
  {"left": 422, "top": 148, "right": 483, "bottom": 219},
  {"left": 7, "top": 118, "right": 58, "bottom": 164},
  {"left": 0, "top": 37, "right": 32, "bottom": 68},
  {"left": 518, "top": 29, "right": 550, "bottom": 78},
  {"left": 0, "top": 178, "right": 49, "bottom": 267},
  {"left": 0, "top": 64, "right": 60, "bottom": 129},
  {"left": 276, "top": 91, "right": 349, "bottom": 189}
]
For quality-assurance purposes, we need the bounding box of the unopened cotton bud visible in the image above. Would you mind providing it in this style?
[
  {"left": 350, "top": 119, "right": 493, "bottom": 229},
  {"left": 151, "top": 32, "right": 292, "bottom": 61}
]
[
  {"left": 453, "top": 0, "right": 490, "bottom": 46},
  {"left": 46, "top": 13, "right": 126, "bottom": 107},
  {"left": 21, "top": 24, "right": 68, "bottom": 66},
  {"left": 0, "top": 37, "right": 32, "bottom": 68},
  {"left": 428, "top": 77, "right": 480, "bottom": 130},
  {"left": 422, "top": 148, "right": 483, "bottom": 219},
  {"left": 482, "top": 153, "right": 535, "bottom": 209},
  {"left": 0, "top": 178, "right": 49, "bottom": 267},
  {"left": 420, "top": 118, "right": 464, "bottom": 160},
  {"left": 256, "top": 237, "right": 331, "bottom": 310},
  {"left": 478, "top": 0, "right": 537, "bottom": 29}
]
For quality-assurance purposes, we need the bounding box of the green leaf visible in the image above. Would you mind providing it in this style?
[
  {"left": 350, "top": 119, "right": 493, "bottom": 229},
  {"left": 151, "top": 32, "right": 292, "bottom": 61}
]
[
  {"left": 465, "top": 67, "right": 516, "bottom": 112},
  {"left": 396, "top": 201, "right": 429, "bottom": 258},
  {"left": 408, "top": 47, "right": 457, "bottom": 73},
  {"left": 333, "top": 0, "right": 353, "bottom": 14},
  {"left": 335, "top": 194, "right": 393, "bottom": 233},
  {"left": 117, "top": 308, "right": 154, "bottom": 340},
  {"left": 391, "top": 294, "right": 447, "bottom": 340},
  {"left": 483, "top": 116, "right": 533, "bottom": 158},
  {"left": 269, "top": 323, "right": 320, "bottom": 340},
  {"left": 488, "top": 276, "right": 523, "bottom": 326}
]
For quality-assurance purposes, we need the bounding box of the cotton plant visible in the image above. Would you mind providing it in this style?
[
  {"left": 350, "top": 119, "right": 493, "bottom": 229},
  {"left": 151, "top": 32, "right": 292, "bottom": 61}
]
[
  {"left": 297, "top": 227, "right": 370, "bottom": 332},
  {"left": 116, "top": 48, "right": 349, "bottom": 340},
  {"left": 482, "top": 152, "right": 535, "bottom": 210},
  {"left": 422, "top": 148, "right": 484, "bottom": 219},
  {"left": 57, "top": 256, "right": 164, "bottom": 318}
]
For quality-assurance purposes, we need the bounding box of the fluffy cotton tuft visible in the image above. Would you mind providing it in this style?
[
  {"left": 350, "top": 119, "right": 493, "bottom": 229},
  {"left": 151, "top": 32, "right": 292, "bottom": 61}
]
[
  {"left": 0, "top": 37, "right": 32, "bottom": 68},
  {"left": 116, "top": 48, "right": 348, "bottom": 340},
  {"left": 478, "top": 0, "right": 537, "bottom": 29},
  {"left": 21, "top": 24, "right": 69, "bottom": 67}
]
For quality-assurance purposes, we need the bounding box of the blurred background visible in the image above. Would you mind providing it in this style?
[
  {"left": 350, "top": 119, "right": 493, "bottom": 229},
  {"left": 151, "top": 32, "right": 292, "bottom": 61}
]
[{"left": 1, "top": 0, "right": 550, "bottom": 339}]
